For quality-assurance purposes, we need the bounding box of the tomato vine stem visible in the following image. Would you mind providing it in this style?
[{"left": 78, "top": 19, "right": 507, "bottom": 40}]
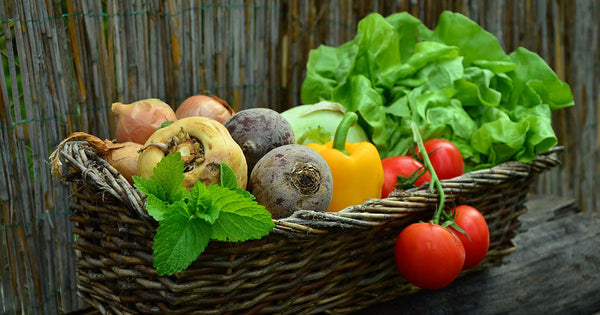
[{"left": 410, "top": 122, "right": 445, "bottom": 224}]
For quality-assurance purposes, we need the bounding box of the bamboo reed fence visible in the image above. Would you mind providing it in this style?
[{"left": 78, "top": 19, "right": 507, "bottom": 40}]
[{"left": 0, "top": 0, "right": 598, "bottom": 314}]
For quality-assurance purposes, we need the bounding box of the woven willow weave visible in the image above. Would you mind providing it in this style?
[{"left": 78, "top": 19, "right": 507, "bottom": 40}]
[{"left": 51, "top": 140, "right": 562, "bottom": 314}]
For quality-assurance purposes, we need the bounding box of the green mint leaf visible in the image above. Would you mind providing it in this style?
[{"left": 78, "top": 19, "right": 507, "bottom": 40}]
[
  {"left": 218, "top": 163, "right": 254, "bottom": 199},
  {"left": 195, "top": 205, "right": 220, "bottom": 225},
  {"left": 232, "top": 188, "right": 256, "bottom": 200},
  {"left": 133, "top": 152, "right": 188, "bottom": 204},
  {"left": 219, "top": 163, "right": 238, "bottom": 189},
  {"left": 188, "top": 181, "right": 220, "bottom": 224},
  {"left": 145, "top": 194, "right": 171, "bottom": 221},
  {"left": 208, "top": 185, "right": 275, "bottom": 242},
  {"left": 152, "top": 203, "right": 212, "bottom": 276},
  {"left": 187, "top": 180, "right": 208, "bottom": 211},
  {"left": 150, "top": 152, "right": 188, "bottom": 203},
  {"left": 133, "top": 175, "right": 165, "bottom": 201}
]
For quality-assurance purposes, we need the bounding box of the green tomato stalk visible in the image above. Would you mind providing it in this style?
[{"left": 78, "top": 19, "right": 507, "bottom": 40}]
[{"left": 410, "top": 122, "right": 445, "bottom": 224}]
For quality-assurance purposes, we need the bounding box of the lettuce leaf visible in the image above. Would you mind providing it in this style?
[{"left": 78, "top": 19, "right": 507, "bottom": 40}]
[{"left": 300, "top": 11, "right": 573, "bottom": 169}]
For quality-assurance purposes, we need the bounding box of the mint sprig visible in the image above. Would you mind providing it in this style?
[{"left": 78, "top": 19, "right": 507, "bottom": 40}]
[
  {"left": 133, "top": 153, "right": 274, "bottom": 276},
  {"left": 134, "top": 152, "right": 187, "bottom": 204},
  {"left": 152, "top": 202, "right": 213, "bottom": 276}
]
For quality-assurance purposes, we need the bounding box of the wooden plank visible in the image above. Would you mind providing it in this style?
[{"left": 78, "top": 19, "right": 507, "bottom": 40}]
[{"left": 354, "top": 195, "right": 600, "bottom": 314}]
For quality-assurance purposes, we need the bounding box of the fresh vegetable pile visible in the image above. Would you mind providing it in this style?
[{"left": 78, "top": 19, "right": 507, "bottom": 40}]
[
  {"left": 63, "top": 94, "right": 372, "bottom": 277},
  {"left": 73, "top": 93, "right": 489, "bottom": 289},
  {"left": 55, "top": 10, "right": 572, "bottom": 296}
]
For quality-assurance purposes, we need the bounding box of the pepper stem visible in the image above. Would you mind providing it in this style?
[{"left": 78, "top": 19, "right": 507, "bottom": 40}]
[
  {"left": 333, "top": 112, "right": 358, "bottom": 155},
  {"left": 410, "top": 122, "right": 445, "bottom": 224}
]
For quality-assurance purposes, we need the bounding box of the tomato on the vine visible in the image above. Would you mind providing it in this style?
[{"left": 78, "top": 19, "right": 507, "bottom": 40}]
[
  {"left": 449, "top": 205, "right": 490, "bottom": 270},
  {"left": 416, "top": 139, "right": 464, "bottom": 180},
  {"left": 381, "top": 156, "right": 431, "bottom": 198},
  {"left": 394, "top": 222, "right": 465, "bottom": 290}
]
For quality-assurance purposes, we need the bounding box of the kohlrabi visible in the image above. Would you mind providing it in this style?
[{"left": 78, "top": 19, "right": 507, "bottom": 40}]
[{"left": 281, "top": 101, "right": 369, "bottom": 145}]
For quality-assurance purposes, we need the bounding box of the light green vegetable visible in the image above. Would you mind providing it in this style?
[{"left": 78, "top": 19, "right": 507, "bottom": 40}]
[
  {"left": 301, "top": 11, "right": 573, "bottom": 169},
  {"left": 280, "top": 101, "right": 369, "bottom": 145}
]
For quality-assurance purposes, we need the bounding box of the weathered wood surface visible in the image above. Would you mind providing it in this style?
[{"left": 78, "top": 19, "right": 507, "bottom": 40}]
[{"left": 354, "top": 195, "right": 600, "bottom": 314}]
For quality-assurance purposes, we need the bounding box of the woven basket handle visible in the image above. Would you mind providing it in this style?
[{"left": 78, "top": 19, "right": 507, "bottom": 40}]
[{"left": 50, "top": 139, "right": 149, "bottom": 220}]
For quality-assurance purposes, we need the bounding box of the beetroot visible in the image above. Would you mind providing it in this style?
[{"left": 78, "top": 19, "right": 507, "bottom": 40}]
[
  {"left": 249, "top": 144, "right": 333, "bottom": 219},
  {"left": 224, "top": 108, "right": 295, "bottom": 178}
]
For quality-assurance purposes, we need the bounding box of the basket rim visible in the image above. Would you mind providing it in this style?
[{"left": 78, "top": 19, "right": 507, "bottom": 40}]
[
  {"left": 51, "top": 138, "right": 563, "bottom": 235},
  {"left": 275, "top": 145, "right": 563, "bottom": 232}
]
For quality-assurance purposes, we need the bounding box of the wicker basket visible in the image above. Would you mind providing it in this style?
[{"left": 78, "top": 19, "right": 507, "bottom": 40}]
[{"left": 51, "top": 139, "right": 563, "bottom": 314}]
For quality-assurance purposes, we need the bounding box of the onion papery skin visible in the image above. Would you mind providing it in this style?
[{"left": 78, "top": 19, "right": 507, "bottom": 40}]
[
  {"left": 50, "top": 132, "right": 141, "bottom": 185},
  {"left": 105, "top": 142, "right": 142, "bottom": 184},
  {"left": 112, "top": 98, "right": 177, "bottom": 144},
  {"left": 175, "top": 95, "right": 234, "bottom": 123}
]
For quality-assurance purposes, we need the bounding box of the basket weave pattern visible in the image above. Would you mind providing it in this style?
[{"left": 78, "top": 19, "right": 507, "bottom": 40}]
[{"left": 52, "top": 140, "right": 563, "bottom": 314}]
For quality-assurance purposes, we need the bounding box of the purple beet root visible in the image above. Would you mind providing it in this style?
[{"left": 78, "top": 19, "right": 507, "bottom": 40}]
[
  {"left": 224, "top": 108, "right": 295, "bottom": 178},
  {"left": 249, "top": 144, "right": 333, "bottom": 219}
]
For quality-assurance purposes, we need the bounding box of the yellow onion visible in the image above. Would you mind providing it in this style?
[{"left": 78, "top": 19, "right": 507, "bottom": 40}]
[
  {"left": 104, "top": 141, "right": 142, "bottom": 184},
  {"left": 112, "top": 98, "right": 177, "bottom": 144},
  {"left": 138, "top": 117, "right": 247, "bottom": 189},
  {"left": 175, "top": 94, "right": 234, "bottom": 123}
]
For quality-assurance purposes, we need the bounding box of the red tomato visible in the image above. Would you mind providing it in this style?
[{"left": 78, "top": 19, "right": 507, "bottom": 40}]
[
  {"left": 381, "top": 156, "right": 431, "bottom": 198},
  {"left": 394, "top": 222, "right": 465, "bottom": 290},
  {"left": 449, "top": 205, "right": 490, "bottom": 270},
  {"left": 417, "top": 139, "right": 464, "bottom": 180}
]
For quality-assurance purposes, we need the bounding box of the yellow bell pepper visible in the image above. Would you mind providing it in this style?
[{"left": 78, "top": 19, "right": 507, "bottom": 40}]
[{"left": 306, "top": 112, "right": 384, "bottom": 212}]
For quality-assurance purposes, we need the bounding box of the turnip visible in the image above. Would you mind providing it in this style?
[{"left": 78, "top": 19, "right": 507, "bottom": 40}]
[
  {"left": 224, "top": 108, "right": 295, "bottom": 178},
  {"left": 138, "top": 117, "right": 247, "bottom": 190},
  {"left": 249, "top": 145, "right": 333, "bottom": 219}
]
